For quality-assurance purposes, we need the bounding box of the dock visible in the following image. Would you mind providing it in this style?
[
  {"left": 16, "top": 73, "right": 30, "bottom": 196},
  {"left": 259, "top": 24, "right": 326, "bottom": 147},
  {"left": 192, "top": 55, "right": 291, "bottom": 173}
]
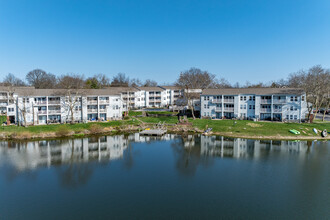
[{"left": 139, "top": 129, "right": 167, "bottom": 136}]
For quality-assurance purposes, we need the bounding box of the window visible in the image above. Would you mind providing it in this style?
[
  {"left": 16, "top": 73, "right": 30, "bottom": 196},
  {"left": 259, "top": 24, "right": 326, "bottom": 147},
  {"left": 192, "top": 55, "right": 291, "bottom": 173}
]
[
  {"left": 240, "top": 96, "right": 243, "bottom": 101},
  {"left": 253, "top": 96, "right": 255, "bottom": 101},
  {"left": 290, "top": 96, "right": 293, "bottom": 101},
  {"left": 244, "top": 96, "right": 246, "bottom": 101},
  {"left": 240, "top": 104, "right": 243, "bottom": 109},
  {"left": 290, "top": 115, "right": 293, "bottom": 120},
  {"left": 204, "top": 104, "right": 207, "bottom": 108},
  {"left": 286, "top": 115, "right": 289, "bottom": 120},
  {"left": 253, "top": 105, "right": 255, "bottom": 109},
  {"left": 244, "top": 104, "right": 246, "bottom": 109},
  {"left": 294, "top": 115, "right": 298, "bottom": 120},
  {"left": 207, "top": 96, "right": 210, "bottom": 101},
  {"left": 294, "top": 96, "right": 298, "bottom": 101},
  {"left": 249, "top": 96, "right": 252, "bottom": 100},
  {"left": 290, "top": 106, "right": 293, "bottom": 111},
  {"left": 204, "top": 96, "right": 206, "bottom": 101},
  {"left": 302, "top": 96, "right": 305, "bottom": 101},
  {"left": 249, "top": 105, "right": 252, "bottom": 109}
]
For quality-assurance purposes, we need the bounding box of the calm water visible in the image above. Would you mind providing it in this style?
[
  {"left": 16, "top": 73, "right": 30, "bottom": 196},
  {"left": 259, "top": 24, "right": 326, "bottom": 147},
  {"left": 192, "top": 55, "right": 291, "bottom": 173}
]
[{"left": 0, "top": 134, "right": 329, "bottom": 219}]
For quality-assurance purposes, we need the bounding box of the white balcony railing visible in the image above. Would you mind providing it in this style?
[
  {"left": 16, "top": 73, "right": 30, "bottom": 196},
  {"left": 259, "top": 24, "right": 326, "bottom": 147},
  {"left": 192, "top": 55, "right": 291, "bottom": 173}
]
[
  {"left": 273, "top": 99, "right": 286, "bottom": 104},
  {"left": 260, "top": 99, "right": 271, "bottom": 104},
  {"left": 224, "top": 108, "right": 234, "bottom": 112},
  {"left": 99, "top": 109, "right": 107, "bottom": 112},
  {"left": 48, "top": 110, "right": 61, "bottom": 114},
  {"left": 273, "top": 109, "right": 282, "bottom": 113},
  {"left": 87, "top": 109, "right": 98, "bottom": 113},
  {"left": 38, "top": 110, "right": 47, "bottom": 114},
  {"left": 260, "top": 108, "right": 271, "bottom": 113},
  {"left": 212, "top": 99, "right": 222, "bottom": 104},
  {"left": 215, "top": 107, "right": 222, "bottom": 112},
  {"left": 87, "top": 100, "right": 98, "bottom": 104},
  {"left": 48, "top": 101, "right": 61, "bottom": 105},
  {"left": 223, "top": 99, "right": 234, "bottom": 103},
  {"left": 35, "top": 101, "right": 47, "bottom": 105},
  {"left": 99, "top": 100, "right": 109, "bottom": 104}
]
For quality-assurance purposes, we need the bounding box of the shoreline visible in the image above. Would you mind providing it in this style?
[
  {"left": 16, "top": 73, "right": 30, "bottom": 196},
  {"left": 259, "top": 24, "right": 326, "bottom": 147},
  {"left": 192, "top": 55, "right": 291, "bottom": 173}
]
[{"left": 0, "top": 123, "right": 329, "bottom": 141}]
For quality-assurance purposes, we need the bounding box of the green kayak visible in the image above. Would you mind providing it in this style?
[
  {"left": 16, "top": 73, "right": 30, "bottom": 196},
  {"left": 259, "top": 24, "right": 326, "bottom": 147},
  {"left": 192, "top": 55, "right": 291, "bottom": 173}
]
[{"left": 289, "top": 129, "right": 300, "bottom": 135}]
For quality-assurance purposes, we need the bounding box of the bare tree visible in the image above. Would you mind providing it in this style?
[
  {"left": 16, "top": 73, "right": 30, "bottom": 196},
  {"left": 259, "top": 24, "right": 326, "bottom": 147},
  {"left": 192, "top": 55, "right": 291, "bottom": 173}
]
[
  {"left": 288, "top": 65, "right": 330, "bottom": 121},
  {"left": 175, "top": 68, "right": 216, "bottom": 119},
  {"left": 143, "top": 79, "right": 157, "bottom": 87},
  {"left": 26, "top": 69, "right": 57, "bottom": 88},
  {"left": 85, "top": 74, "right": 111, "bottom": 89},
  {"left": 111, "top": 73, "right": 129, "bottom": 87},
  {"left": 57, "top": 74, "right": 85, "bottom": 89},
  {"left": 2, "top": 73, "right": 26, "bottom": 86},
  {"left": 214, "top": 78, "right": 232, "bottom": 88},
  {"left": 129, "top": 78, "right": 142, "bottom": 87}
]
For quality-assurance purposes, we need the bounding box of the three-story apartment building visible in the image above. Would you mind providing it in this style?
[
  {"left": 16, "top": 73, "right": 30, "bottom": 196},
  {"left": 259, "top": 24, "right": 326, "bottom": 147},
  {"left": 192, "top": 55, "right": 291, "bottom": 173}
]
[{"left": 200, "top": 88, "right": 307, "bottom": 121}]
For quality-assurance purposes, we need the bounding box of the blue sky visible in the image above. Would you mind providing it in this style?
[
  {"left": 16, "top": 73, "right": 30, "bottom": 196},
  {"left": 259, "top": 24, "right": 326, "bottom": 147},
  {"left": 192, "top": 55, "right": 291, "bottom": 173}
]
[{"left": 1, "top": 0, "right": 330, "bottom": 85}]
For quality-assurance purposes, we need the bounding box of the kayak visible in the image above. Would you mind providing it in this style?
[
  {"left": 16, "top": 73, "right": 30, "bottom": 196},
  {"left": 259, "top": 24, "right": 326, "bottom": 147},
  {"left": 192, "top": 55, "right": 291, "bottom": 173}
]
[
  {"left": 289, "top": 129, "right": 300, "bottom": 135},
  {"left": 313, "top": 128, "right": 318, "bottom": 134}
]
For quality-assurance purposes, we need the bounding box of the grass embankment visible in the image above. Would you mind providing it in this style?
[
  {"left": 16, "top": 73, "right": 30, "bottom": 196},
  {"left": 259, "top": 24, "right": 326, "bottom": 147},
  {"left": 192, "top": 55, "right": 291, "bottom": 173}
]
[
  {"left": 190, "top": 119, "right": 330, "bottom": 139},
  {"left": 0, "top": 114, "right": 329, "bottom": 140}
]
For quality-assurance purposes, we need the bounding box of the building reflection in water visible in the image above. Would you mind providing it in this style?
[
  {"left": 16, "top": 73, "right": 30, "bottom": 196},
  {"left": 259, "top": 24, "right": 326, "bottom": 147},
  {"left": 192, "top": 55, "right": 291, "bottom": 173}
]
[{"left": 0, "top": 134, "right": 313, "bottom": 173}]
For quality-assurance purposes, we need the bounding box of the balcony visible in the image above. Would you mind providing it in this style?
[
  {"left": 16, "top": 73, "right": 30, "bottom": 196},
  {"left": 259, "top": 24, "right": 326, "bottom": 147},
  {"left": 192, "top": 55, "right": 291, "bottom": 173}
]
[
  {"left": 224, "top": 108, "right": 234, "bottom": 112},
  {"left": 223, "top": 99, "right": 234, "bottom": 103},
  {"left": 87, "top": 100, "right": 98, "bottom": 104},
  {"left": 48, "top": 101, "right": 61, "bottom": 105},
  {"left": 215, "top": 107, "right": 222, "bottom": 112},
  {"left": 99, "top": 109, "right": 107, "bottom": 113},
  {"left": 273, "top": 108, "right": 282, "bottom": 113},
  {"left": 0, "top": 102, "right": 7, "bottom": 107},
  {"left": 87, "top": 109, "right": 98, "bottom": 113},
  {"left": 212, "top": 99, "right": 222, "bottom": 104},
  {"left": 260, "top": 108, "right": 271, "bottom": 113},
  {"left": 273, "top": 99, "right": 286, "bottom": 104},
  {"left": 48, "top": 110, "right": 61, "bottom": 114},
  {"left": 260, "top": 99, "right": 271, "bottom": 104},
  {"left": 0, "top": 95, "right": 8, "bottom": 100},
  {"left": 99, "top": 100, "right": 109, "bottom": 104},
  {"left": 35, "top": 101, "right": 47, "bottom": 105},
  {"left": 38, "top": 110, "right": 47, "bottom": 114}
]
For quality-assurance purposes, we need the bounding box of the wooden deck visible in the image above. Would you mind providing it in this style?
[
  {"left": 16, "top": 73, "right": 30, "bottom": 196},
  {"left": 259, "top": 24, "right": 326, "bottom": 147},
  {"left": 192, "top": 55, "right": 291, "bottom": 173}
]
[{"left": 139, "top": 129, "right": 167, "bottom": 136}]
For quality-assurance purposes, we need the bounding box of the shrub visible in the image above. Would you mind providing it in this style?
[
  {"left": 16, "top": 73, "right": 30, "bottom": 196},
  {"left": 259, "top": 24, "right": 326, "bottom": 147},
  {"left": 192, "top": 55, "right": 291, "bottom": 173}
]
[
  {"left": 55, "top": 125, "right": 70, "bottom": 137},
  {"left": 89, "top": 124, "right": 103, "bottom": 134}
]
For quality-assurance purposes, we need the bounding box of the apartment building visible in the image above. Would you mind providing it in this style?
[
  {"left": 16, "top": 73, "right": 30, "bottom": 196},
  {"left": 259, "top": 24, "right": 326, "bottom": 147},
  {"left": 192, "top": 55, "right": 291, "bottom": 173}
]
[
  {"left": 201, "top": 88, "right": 307, "bottom": 121},
  {"left": 0, "top": 87, "right": 124, "bottom": 125}
]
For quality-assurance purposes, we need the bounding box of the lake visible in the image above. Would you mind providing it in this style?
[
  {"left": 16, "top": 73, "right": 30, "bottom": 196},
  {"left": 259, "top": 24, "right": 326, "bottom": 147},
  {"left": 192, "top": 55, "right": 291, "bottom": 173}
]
[{"left": 0, "top": 134, "right": 329, "bottom": 219}]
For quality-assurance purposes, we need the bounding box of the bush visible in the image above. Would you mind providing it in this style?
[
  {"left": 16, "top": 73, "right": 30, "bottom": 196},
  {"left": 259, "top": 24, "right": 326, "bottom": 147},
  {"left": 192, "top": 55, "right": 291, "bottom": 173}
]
[
  {"left": 123, "top": 116, "right": 130, "bottom": 120},
  {"left": 89, "top": 124, "right": 103, "bottom": 134},
  {"left": 55, "top": 125, "right": 71, "bottom": 137}
]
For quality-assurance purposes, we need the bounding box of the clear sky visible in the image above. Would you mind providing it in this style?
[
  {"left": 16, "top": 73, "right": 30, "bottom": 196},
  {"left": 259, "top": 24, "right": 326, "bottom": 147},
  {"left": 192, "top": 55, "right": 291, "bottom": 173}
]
[{"left": 1, "top": 0, "right": 330, "bottom": 85}]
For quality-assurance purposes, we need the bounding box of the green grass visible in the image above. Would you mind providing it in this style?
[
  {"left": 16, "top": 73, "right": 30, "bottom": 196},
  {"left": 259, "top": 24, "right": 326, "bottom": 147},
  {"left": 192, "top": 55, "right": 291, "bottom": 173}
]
[
  {"left": 0, "top": 119, "right": 140, "bottom": 134},
  {"left": 146, "top": 111, "right": 176, "bottom": 115},
  {"left": 191, "top": 119, "right": 330, "bottom": 137},
  {"left": 128, "top": 111, "right": 142, "bottom": 116}
]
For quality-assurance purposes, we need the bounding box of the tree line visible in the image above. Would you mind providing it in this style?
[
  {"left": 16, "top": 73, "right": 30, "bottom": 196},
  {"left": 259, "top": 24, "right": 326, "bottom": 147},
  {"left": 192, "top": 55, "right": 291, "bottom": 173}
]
[{"left": 1, "top": 65, "right": 329, "bottom": 117}]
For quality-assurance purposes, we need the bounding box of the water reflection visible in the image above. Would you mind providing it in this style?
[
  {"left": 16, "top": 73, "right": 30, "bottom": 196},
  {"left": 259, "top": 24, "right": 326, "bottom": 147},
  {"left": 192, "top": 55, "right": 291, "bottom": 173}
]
[{"left": 0, "top": 134, "right": 317, "bottom": 173}]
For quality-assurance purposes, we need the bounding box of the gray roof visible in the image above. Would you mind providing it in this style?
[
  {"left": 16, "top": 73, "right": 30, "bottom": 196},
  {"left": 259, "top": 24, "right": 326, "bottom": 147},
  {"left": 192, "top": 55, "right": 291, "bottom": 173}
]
[
  {"left": 160, "top": 86, "right": 182, "bottom": 90},
  {"left": 138, "top": 86, "right": 165, "bottom": 91},
  {"left": 0, "top": 87, "right": 122, "bottom": 96},
  {"left": 202, "top": 88, "right": 305, "bottom": 95}
]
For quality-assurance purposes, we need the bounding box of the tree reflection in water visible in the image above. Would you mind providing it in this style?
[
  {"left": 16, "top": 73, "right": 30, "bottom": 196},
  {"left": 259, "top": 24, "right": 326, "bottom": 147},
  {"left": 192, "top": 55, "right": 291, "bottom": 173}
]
[
  {"left": 171, "top": 135, "right": 214, "bottom": 177},
  {"left": 56, "top": 163, "right": 93, "bottom": 189}
]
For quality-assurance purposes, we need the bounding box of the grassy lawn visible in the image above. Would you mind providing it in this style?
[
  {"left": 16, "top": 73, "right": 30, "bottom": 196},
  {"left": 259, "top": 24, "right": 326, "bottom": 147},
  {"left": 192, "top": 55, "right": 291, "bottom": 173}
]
[
  {"left": 191, "top": 119, "right": 330, "bottom": 137},
  {"left": 0, "top": 119, "right": 140, "bottom": 134},
  {"left": 1, "top": 115, "right": 329, "bottom": 139},
  {"left": 146, "top": 111, "right": 176, "bottom": 115}
]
